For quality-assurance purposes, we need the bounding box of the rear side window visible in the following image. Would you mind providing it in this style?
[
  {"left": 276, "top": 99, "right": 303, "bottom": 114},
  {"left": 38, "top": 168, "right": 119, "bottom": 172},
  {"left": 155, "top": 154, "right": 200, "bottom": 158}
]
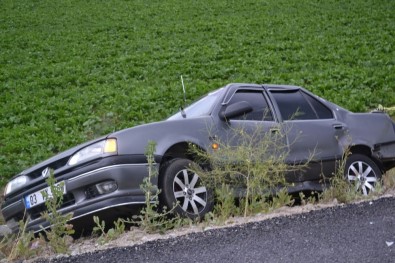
[
  {"left": 271, "top": 90, "right": 316, "bottom": 120},
  {"left": 304, "top": 94, "right": 333, "bottom": 119},
  {"left": 270, "top": 90, "right": 333, "bottom": 120},
  {"left": 228, "top": 90, "right": 273, "bottom": 121}
]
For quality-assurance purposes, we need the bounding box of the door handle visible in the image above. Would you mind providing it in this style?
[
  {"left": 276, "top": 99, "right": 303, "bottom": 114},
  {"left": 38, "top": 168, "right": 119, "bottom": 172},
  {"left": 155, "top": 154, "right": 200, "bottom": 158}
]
[{"left": 333, "top": 124, "right": 343, "bottom": 130}]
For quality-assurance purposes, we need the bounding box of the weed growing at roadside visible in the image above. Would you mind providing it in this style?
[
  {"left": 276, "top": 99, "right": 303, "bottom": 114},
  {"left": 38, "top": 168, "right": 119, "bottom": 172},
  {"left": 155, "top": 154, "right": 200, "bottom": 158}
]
[
  {"left": 0, "top": 171, "right": 74, "bottom": 260},
  {"left": 383, "top": 168, "right": 395, "bottom": 190},
  {"left": 123, "top": 141, "right": 188, "bottom": 234},
  {"left": 239, "top": 188, "right": 295, "bottom": 215},
  {"left": 320, "top": 146, "right": 375, "bottom": 203},
  {"left": 298, "top": 191, "right": 321, "bottom": 206},
  {"left": 40, "top": 170, "right": 74, "bottom": 254},
  {"left": 0, "top": 210, "right": 47, "bottom": 261},
  {"left": 270, "top": 188, "right": 295, "bottom": 210},
  {"left": 194, "top": 124, "right": 303, "bottom": 218},
  {"left": 92, "top": 216, "right": 125, "bottom": 245},
  {"left": 212, "top": 184, "right": 239, "bottom": 223}
]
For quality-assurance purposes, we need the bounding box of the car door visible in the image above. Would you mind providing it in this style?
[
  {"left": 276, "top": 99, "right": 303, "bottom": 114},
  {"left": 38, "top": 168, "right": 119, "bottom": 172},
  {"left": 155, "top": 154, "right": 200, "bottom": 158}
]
[
  {"left": 268, "top": 89, "right": 347, "bottom": 182},
  {"left": 216, "top": 88, "right": 286, "bottom": 162}
]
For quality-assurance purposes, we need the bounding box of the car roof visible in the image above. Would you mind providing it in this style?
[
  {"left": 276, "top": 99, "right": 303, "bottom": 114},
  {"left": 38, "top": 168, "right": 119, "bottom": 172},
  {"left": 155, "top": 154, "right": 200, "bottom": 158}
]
[
  {"left": 224, "top": 83, "right": 302, "bottom": 91},
  {"left": 220, "top": 83, "right": 302, "bottom": 105}
]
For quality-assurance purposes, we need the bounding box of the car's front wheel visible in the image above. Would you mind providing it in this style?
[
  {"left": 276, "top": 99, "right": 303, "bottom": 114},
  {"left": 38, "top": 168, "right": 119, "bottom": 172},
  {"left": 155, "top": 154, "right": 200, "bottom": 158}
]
[
  {"left": 345, "top": 154, "right": 382, "bottom": 195},
  {"left": 159, "top": 158, "right": 213, "bottom": 219}
]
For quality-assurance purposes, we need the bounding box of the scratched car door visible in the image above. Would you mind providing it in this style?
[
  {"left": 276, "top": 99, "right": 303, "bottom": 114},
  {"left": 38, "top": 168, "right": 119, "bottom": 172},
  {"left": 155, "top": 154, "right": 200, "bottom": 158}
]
[{"left": 268, "top": 89, "right": 347, "bottom": 181}]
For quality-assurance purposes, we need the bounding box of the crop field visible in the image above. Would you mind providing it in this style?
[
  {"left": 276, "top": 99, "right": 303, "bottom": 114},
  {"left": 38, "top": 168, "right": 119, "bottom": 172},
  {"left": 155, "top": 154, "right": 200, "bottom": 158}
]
[{"left": 0, "top": 0, "right": 394, "bottom": 185}]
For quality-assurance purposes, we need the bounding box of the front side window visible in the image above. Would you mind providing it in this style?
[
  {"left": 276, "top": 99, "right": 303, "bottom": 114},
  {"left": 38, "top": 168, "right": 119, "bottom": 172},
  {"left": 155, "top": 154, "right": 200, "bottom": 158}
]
[{"left": 227, "top": 90, "right": 273, "bottom": 121}]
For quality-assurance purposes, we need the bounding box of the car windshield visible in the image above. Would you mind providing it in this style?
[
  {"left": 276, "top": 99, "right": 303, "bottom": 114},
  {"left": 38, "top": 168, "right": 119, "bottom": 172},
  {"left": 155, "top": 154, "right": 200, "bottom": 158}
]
[{"left": 167, "top": 88, "right": 223, "bottom": 120}]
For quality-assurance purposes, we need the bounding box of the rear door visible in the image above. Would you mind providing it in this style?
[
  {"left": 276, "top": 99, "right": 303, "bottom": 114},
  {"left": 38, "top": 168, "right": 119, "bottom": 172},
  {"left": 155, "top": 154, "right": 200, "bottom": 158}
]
[{"left": 268, "top": 89, "right": 347, "bottom": 181}]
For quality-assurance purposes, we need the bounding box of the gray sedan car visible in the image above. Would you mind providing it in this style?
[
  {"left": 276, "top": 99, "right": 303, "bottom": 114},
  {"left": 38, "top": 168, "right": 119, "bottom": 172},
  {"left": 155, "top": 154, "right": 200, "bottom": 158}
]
[{"left": 2, "top": 83, "right": 395, "bottom": 232}]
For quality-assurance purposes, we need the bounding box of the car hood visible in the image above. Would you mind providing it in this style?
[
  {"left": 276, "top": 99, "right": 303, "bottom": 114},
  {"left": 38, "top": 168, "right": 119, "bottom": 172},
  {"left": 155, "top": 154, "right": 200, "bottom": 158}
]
[
  {"left": 12, "top": 115, "right": 215, "bottom": 180},
  {"left": 14, "top": 135, "right": 108, "bottom": 179}
]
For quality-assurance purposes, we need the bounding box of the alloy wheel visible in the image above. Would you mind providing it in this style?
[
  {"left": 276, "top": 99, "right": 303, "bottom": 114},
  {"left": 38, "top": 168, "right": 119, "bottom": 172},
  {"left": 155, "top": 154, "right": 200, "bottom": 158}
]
[
  {"left": 172, "top": 169, "right": 208, "bottom": 215},
  {"left": 347, "top": 160, "right": 378, "bottom": 195}
]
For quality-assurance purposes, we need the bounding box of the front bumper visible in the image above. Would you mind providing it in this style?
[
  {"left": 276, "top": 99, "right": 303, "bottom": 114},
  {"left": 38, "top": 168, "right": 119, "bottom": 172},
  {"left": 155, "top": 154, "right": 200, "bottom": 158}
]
[{"left": 1, "top": 155, "right": 157, "bottom": 233}]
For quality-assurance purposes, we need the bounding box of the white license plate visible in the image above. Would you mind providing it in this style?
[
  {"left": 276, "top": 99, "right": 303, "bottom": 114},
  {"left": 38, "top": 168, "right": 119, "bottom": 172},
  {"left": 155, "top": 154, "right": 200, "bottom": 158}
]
[{"left": 24, "top": 182, "right": 66, "bottom": 209}]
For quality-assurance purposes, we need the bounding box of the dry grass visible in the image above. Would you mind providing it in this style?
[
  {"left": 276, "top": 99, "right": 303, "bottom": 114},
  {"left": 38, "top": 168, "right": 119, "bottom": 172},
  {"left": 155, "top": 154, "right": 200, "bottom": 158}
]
[{"left": 383, "top": 168, "right": 395, "bottom": 191}]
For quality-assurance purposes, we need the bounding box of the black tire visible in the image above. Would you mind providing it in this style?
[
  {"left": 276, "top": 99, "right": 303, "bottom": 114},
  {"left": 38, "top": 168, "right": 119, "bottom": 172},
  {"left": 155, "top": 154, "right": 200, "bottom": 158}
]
[
  {"left": 345, "top": 154, "right": 382, "bottom": 195},
  {"left": 159, "top": 158, "right": 214, "bottom": 219}
]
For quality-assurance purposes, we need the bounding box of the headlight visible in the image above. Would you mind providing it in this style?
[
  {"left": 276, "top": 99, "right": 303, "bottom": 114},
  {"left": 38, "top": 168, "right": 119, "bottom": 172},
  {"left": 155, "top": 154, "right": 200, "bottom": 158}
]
[
  {"left": 68, "top": 138, "right": 117, "bottom": 166},
  {"left": 4, "top": 175, "right": 28, "bottom": 196}
]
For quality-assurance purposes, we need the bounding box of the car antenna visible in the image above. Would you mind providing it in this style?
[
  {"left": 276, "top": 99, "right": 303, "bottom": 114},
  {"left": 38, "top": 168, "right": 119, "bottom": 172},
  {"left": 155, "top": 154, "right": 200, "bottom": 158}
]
[{"left": 180, "top": 75, "right": 187, "bottom": 118}]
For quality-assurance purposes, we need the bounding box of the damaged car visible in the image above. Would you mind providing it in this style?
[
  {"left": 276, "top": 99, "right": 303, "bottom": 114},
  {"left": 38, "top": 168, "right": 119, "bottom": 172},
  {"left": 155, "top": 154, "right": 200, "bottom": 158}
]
[{"left": 2, "top": 83, "right": 395, "bottom": 232}]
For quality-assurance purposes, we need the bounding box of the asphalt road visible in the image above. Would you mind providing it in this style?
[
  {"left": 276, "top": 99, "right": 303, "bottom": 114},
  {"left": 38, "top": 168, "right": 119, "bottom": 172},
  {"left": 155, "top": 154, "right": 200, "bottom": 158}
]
[{"left": 37, "top": 197, "right": 395, "bottom": 263}]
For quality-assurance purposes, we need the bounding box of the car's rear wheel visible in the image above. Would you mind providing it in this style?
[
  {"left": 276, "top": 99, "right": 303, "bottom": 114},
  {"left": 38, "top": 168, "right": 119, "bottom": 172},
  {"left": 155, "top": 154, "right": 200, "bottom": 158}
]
[
  {"left": 345, "top": 154, "right": 382, "bottom": 195},
  {"left": 160, "top": 158, "right": 213, "bottom": 219}
]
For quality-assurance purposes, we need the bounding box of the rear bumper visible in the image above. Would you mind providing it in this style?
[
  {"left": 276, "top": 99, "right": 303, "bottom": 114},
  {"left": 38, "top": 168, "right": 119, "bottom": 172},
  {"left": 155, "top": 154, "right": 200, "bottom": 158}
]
[{"left": 2, "top": 156, "right": 158, "bottom": 233}]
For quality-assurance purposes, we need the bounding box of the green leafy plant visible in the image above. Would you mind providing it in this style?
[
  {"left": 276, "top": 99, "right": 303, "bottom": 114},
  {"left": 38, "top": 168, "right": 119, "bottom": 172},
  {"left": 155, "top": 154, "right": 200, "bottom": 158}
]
[
  {"left": 0, "top": 221, "right": 36, "bottom": 261},
  {"left": 124, "top": 141, "right": 188, "bottom": 234},
  {"left": 194, "top": 124, "right": 305, "bottom": 218},
  {"left": 0, "top": 211, "right": 45, "bottom": 261},
  {"left": 212, "top": 184, "right": 239, "bottom": 223},
  {"left": 0, "top": 170, "right": 76, "bottom": 260},
  {"left": 271, "top": 188, "right": 295, "bottom": 210},
  {"left": 321, "top": 147, "right": 364, "bottom": 203},
  {"left": 40, "top": 169, "right": 74, "bottom": 254},
  {"left": 298, "top": 191, "right": 321, "bottom": 206},
  {"left": 92, "top": 216, "right": 125, "bottom": 245}
]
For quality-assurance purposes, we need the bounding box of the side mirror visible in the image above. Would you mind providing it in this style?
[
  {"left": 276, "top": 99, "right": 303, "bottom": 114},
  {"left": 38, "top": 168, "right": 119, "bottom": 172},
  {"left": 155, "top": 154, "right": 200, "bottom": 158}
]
[{"left": 219, "top": 101, "right": 253, "bottom": 121}]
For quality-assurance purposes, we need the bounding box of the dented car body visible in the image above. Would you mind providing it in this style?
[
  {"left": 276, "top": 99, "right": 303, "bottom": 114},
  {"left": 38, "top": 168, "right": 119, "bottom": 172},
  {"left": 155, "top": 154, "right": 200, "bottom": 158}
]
[{"left": 2, "top": 83, "right": 395, "bottom": 232}]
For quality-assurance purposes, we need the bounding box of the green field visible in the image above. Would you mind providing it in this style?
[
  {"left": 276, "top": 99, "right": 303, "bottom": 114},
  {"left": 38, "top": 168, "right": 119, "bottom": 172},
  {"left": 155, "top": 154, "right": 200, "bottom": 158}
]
[{"left": 1, "top": 0, "right": 394, "bottom": 185}]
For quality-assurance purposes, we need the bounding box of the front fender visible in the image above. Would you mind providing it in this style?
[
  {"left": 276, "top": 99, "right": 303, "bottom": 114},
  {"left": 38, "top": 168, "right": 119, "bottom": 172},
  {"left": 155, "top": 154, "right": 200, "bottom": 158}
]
[{"left": 110, "top": 117, "right": 216, "bottom": 157}]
